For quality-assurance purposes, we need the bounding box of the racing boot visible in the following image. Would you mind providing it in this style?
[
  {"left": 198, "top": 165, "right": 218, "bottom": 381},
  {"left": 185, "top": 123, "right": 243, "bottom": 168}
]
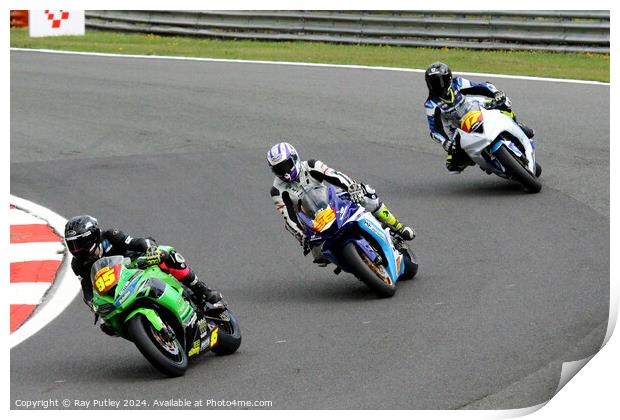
[
  {"left": 372, "top": 204, "right": 415, "bottom": 241},
  {"left": 188, "top": 277, "right": 227, "bottom": 314},
  {"left": 446, "top": 150, "right": 475, "bottom": 173}
]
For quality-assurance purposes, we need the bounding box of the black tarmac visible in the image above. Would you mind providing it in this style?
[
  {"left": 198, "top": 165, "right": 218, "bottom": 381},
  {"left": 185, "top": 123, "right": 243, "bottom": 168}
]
[{"left": 10, "top": 50, "right": 609, "bottom": 409}]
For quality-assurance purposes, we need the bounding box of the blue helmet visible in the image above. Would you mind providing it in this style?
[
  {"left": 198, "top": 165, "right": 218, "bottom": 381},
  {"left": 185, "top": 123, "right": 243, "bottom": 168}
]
[{"left": 267, "top": 142, "right": 301, "bottom": 182}]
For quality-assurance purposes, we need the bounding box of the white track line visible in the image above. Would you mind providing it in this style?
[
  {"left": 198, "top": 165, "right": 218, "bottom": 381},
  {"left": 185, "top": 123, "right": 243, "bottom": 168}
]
[
  {"left": 10, "top": 283, "right": 54, "bottom": 305},
  {"left": 10, "top": 195, "right": 80, "bottom": 349},
  {"left": 10, "top": 47, "right": 610, "bottom": 86},
  {"left": 10, "top": 242, "right": 65, "bottom": 263},
  {"left": 10, "top": 207, "right": 47, "bottom": 225}
]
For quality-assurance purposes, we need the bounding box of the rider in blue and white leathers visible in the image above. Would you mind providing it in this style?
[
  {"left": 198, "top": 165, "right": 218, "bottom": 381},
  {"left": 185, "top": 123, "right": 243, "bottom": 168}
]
[
  {"left": 424, "top": 62, "right": 534, "bottom": 173},
  {"left": 267, "top": 142, "right": 415, "bottom": 264}
]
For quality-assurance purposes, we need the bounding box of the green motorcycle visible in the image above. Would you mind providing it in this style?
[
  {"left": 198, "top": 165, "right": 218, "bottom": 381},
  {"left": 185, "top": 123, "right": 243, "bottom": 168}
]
[{"left": 89, "top": 246, "right": 241, "bottom": 377}]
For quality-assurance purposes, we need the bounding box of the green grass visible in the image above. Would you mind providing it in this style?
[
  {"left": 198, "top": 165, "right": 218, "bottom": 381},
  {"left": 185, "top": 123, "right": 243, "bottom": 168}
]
[{"left": 10, "top": 28, "right": 609, "bottom": 82}]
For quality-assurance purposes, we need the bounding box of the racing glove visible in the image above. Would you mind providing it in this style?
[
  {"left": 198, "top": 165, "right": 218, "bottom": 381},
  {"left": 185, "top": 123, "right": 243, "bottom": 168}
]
[
  {"left": 133, "top": 246, "right": 168, "bottom": 269},
  {"left": 493, "top": 91, "right": 512, "bottom": 109},
  {"left": 144, "top": 245, "right": 163, "bottom": 265},
  {"left": 443, "top": 138, "right": 456, "bottom": 154},
  {"left": 348, "top": 182, "right": 366, "bottom": 204}
]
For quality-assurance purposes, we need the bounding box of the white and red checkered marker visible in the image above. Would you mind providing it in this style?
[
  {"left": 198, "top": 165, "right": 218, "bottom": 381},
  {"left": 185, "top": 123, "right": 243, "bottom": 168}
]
[
  {"left": 28, "top": 10, "right": 85, "bottom": 37},
  {"left": 10, "top": 204, "right": 65, "bottom": 333},
  {"left": 43, "top": 10, "right": 70, "bottom": 29}
]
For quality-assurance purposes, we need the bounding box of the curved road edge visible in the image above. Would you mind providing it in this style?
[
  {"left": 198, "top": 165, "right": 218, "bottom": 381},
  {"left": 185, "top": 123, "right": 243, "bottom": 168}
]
[
  {"left": 9, "top": 47, "right": 610, "bottom": 86},
  {"left": 10, "top": 195, "right": 79, "bottom": 349}
]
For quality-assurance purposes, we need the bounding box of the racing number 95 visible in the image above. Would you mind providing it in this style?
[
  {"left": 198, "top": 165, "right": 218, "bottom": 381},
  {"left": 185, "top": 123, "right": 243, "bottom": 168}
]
[{"left": 95, "top": 267, "right": 116, "bottom": 293}]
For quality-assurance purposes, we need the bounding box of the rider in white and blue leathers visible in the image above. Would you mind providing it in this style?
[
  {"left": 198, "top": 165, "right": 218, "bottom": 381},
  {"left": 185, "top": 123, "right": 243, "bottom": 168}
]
[
  {"left": 424, "top": 62, "right": 535, "bottom": 173},
  {"left": 267, "top": 142, "right": 415, "bottom": 264}
]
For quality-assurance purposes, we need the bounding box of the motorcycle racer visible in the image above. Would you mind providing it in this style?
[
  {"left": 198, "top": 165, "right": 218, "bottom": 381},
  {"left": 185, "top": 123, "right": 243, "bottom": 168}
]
[
  {"left": 64, "top": 215, "right": 225, "bottom": 334},
  {"left": 267, "top": 142, "right": 415, "bottom": 264},
  {"left": 424, "top": 61, "right": 535, "bottom": 173}
]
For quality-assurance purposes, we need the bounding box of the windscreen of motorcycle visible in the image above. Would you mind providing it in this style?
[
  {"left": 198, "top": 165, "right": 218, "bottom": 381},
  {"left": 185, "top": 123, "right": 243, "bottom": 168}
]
[
  {"left": 300, "top": 186, "right": 336, "bottom": 232},
  {"left": 90, "top": 255, "right": 126, "bottom": 295},
  {"left": 443, "top": 97, "right": 484, "bottom": 132}
]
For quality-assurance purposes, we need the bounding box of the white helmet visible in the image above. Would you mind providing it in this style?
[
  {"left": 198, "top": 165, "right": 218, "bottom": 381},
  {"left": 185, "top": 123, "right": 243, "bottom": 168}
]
[{"left": 267, "top": 142, "right": 301, "bottom": 182}]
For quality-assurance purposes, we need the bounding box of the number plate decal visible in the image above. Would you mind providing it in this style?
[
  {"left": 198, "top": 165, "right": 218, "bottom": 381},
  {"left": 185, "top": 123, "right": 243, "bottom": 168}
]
[
  {"left": 313, "top": 207, "right": 336, "bottom": 232},
  {"left": 94, "top": 265, "right": 120, "bottom": 294}
]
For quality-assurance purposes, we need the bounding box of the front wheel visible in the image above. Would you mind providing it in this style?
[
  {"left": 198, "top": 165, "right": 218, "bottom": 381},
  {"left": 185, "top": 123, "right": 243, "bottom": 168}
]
[
  {"left": 127, "top": 314, "right": 188, "bottom": 377},
  {"left": 400, "top": 249, "right": 418, "bottom": 281},
  {"left": 341, "top": 242, "right": 396, "bottom": 298},
  {"left": 494, "top": 144, "right": 542, "bottom": 193}
]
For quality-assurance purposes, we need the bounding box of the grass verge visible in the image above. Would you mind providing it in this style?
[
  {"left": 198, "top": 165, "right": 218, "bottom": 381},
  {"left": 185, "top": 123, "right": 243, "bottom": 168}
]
[{"left": 10, "top": 28, "right": 609, "bottom": 82}]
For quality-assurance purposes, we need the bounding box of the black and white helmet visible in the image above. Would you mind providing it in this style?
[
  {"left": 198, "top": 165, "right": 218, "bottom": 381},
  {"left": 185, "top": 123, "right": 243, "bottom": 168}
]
[
  {"left": 65, "top": 215, "right": 101, "bottom": 260},
  {"left": 425, "top": 62, "right": 453, "bottom": 98}
]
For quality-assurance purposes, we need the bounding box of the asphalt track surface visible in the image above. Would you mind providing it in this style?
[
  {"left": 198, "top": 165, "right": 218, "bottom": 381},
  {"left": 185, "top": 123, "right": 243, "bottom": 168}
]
[{"left": 10, "top": 50, "right": 609, "bottom": 409}]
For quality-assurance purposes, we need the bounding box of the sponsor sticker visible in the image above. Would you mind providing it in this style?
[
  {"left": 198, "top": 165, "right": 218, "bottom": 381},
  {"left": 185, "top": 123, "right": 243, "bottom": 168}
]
[
  {"left": 459, "top": 110, "right": 484, "bottom": 133},
  {"left": 188, "top": 340, "right": 200, "bottom": 356},
  {"left": 364, "top": 220, "right": 384, "bottom": 238}
]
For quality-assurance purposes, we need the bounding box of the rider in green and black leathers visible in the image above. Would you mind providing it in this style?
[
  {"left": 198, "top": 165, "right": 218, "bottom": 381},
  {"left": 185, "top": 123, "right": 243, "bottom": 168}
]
[{"left": 65, "top": 215, "right": 225, "bottom": 334}]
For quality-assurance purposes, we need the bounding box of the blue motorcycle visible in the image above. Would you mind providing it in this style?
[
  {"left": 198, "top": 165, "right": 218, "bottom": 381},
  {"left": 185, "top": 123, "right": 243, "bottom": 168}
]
[{"left": 297, "top": 185, "right": 418, "bottom": 297}]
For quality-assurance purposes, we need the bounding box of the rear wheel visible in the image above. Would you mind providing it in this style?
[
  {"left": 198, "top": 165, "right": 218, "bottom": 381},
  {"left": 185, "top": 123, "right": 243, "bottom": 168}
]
[
  {"left": 341, "top": 242, "right": 396, "bottom": 298},
  {"left": 210, "top": 310, "right": 242, "bottom": 356},
  {"left": 494, "top": 144, "right": 542, "bottom": 193},
  {"left": 127, "top": 314, "right": 188, "bottom": 377}
]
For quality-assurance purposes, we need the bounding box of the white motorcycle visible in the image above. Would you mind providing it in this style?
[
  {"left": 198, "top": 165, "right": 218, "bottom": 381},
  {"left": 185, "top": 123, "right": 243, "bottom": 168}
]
[{"left": 445, "top": 96, "right": 542, "bottom": 193}]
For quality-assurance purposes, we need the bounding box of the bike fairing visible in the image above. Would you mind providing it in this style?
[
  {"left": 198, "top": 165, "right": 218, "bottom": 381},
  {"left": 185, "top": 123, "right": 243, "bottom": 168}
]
[
  {"left": 456, "top": 101, "right": 537, "bottom": 178},
  {"left": 432, "top": 89, "right": 542, "bottom": 193},
  {"left": 88, "top": 251, "right": 236, "bottom": 372},
  {"left": 270, "top": 158, "right": 371, "bottom": 243},
  {"left": 297, "top": 185, "right": 409, "bottom": 284},
  {"left": 90, "top": 254, "right": 196, "bottom": 335}
]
